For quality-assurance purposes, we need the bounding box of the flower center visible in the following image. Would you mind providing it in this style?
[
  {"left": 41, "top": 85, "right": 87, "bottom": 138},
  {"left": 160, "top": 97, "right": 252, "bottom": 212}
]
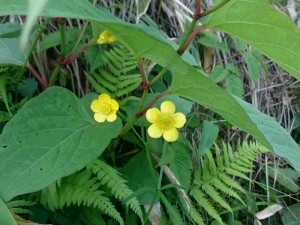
[
  {"left": 157, "top": 113, "right": 175, "bottom": 131},
  {"left": 99, "top": 102, "right": 112, "bottom": 115}
]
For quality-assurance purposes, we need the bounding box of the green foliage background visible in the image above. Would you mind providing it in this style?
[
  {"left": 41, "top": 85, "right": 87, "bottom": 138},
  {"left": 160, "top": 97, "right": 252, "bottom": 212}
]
[{"left": 0, "top": 0, "right": 299, "bottom": 224}]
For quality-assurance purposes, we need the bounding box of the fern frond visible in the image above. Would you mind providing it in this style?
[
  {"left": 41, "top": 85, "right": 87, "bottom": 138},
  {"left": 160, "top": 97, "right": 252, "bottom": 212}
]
[
  {"left": 189, "top": 207, "right": 205, "bottom": 225},
  {"left": 190, "top": 188, "right": 222, "bottom": 223},
  {"left": 6, "top": 200, "right": 35, "bottom": 214},
  {"left": 230, "top": 162, "right": 253, "bottom": 173},
  {"left": 206, "top": 151, "right": 217, "bottom": 176},
  {"left": 191, "top": 141, "right": 267, "bottom": 223},
  {"left": 42, "top": 170, "right": 124, "bottom": 225},
  {"left": 88, "top": 46, "right": 141, "bottom": 98},
  {"left": 160, "top": 193, "right": 183, "bottom": 225},
  {"left": 211, "top": 178, "right": 245, "bottom": 205},
  {"left": 0, "top": 75, "right": 12, "bottom": 116},
  {"left": 225, "top": 167, "right": 250, "bottom": 180},
  {"left": 215, "top": 145, "right": 224, "bottom": 170},
  {"left": 92, "top": 160, "right": 143, "bottom": 221},
  {"left": 218, "top": 173, "right": 245, "bottom": 193},
  {"left": 202, "top": 183, "right": 232, "bottom": 213}
]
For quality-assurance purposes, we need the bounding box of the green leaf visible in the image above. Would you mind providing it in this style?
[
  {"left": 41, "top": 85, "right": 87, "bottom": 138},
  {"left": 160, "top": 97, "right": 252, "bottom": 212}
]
[
  {"left": 198, "top": 32, "right": 229, "bottom": 52},
  {"left": 17, "top": 78, "right": 38, "bottom": 97},
  {"left": 85, "top": 45, "right": 105, "bottom": 72},
  {"left": 204, "top": 0, "right": 300, "bottom": 80},
  {"left": 0, "top": 22, "right": 34, "bottom": 65},
  {"left": 233, "top": 96, "right": 300, "bottom": 171},
  {"left": 0, "top": 198, "right": 17, "bottom": 225},
  {"left": 242, "top": 51, "right": 260, "bottom": 84},
  {"left": 199, "top": 120, "right": 219, "bottom": 157},
  {"left": 0, "top": 87, "right": 122, "bottom": 201},
  {"left": 210, "top": 65, "right": 228, "bottom": 83},
  {"left": 38, "top": 28, "right": 82, "bottom": 52},
  {"left": 169, "top": 141, "right": 193, "bottom": 190},
  {"left": 282, "top": 203, "right": 300, "bottom": 224},
  {"left": 266, "top": 166, "right": 300, "bottom": 193},
  {"left": 292, "top": 113, "right": 300, "bottom": 129},
  {"left": 225, "top": 74, "right": 244, "bottom": 98},
  {"left": 120, "top": 152, "right": 158, "bottom": 205}
]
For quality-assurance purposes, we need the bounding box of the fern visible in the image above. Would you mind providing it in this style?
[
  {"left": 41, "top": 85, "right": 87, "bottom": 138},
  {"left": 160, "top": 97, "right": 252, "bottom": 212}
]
[
  {"left": 87, "top": 46, "right": 141, "bottom": 98},
  {"left": 190, "top": 141, "right": 268, "bottom": 223},
  {"left": 0, "top": 75, "right": 12, "bottom": 116},
  {"left": 6, "top": 200, "right": 35, "bottom": 214},
  {"left": 91, "top": 159, "right": 143, "bottom": 222},
  {"left": 160, "top": 192, "right": 183, "bottom": 225},
  {"left": 190, "top": 188, "right": 222, "bottom": 223},
  {"left": 189, "top": 206, "right": 205, "bottom": 225},
  {"left": 41, "top": 170, "right": 124, "bottom": 225}
]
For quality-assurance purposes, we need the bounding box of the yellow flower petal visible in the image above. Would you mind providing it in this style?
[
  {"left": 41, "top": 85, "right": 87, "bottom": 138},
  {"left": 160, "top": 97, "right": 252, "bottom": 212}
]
[
  {"left": 97, "top": 31, "right": 116, "bottom": 44},
  {"left": 97, "top": 38, "right": 106, "bottom": 44},
  {"left": 146, "top": 108, "right": 160, "bottom": 123},
  {"left": 163, "top": 128, "right": 179, "bottom": 142},
  {"left": 160, "top": 101, "right": 175, "bottom": 114},
  {"left": 106, "top": 113, "right": 117, "bottom": 122},
  {"left": 148, "top": 124, "right": 163, "bottom": 138},
  {"left": 90, "top": 100, "right": 101, "bottom": 113},
  {"left": 100, "top": 30, "right": 109, "bottom": 39},
  {"left": 110, "top": 99, "right": 119, "bottom": 111},
  {"left": 108, "top": 35, "right": 117, "bottom": 42},
  {"left": 173, "top": 113, "right": 186, "bottom": 128},
  {"left": 94, "top": 113, "right": 106, "bottom": 123},
  {"left": 98, "top": 93, "right": 111, "bottom": 102}
]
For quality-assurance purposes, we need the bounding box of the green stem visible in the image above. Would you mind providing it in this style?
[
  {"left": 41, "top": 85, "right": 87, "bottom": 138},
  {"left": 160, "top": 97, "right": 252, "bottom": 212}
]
[
  {"left": 177, "top": 18, "right": 197, "bottom": 54},
  {"left": 200, "top": 0, "right": 230, "bottom": 18},
  {"left": 157, "top": 141, "right": 168, "bottom": 190},
  {"left": 49, "top": 65, "right": 62, "bottom": 86},
  {"left": 59, "top": 22, "right": 66, "bottom": 59},
  {"left": 149, "top": 66, "right": 169, "bottom": 87},
  {"left": 70, "top": 22, "right": 89, "bottom": 55},
  {"left": 143, "top": 191, "right": 159, "bottom": 224},
  {"left": 16, "top": 24, "right": 47, "bottom": 82}
]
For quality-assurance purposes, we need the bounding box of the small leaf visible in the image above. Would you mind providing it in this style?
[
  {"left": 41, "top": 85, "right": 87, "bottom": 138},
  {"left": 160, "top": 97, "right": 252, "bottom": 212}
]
[
  {"left": 243, "top": 52, "right": 260, "bottom": 85},
  {"left": 199, "top": 120, "right": 219, "bottom": 157},
  {"left": 225, "top": 74, "right": 244, "bottom": 98},
  {"left": 17, "top": 78, "right": 38, "bottom": 97},
  {"left": 281, "top": 203, "right": 300, "bottom": 224},
  {"left": 169, "top": 141, "right": 193, "bottom": 190},
  {"left": 198, "top": 32, "right": 229, "bottom": 52},
  {"left": 266, "top": 166, "right": 300, "bottom": 193},
  {"left": 120, "top": 152, "right": 158, "bottom": 205},
  {"left": 38, "top": 28, "right": 81, "bottom": 52},
  {"left": 210, "top": 65, "right": 228, "bottom": 83}
]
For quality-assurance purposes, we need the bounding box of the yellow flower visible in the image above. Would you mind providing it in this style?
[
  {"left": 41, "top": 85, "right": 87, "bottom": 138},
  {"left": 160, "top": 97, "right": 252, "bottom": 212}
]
[
  {"left": 146, "top": 101, "right": 186, "bottom": 142},
  {"left": 97, "top": 30, "right": 117, "bottom": 44},
  {"left": 90, "top": 94, "right": 119, "bottom": 123}
]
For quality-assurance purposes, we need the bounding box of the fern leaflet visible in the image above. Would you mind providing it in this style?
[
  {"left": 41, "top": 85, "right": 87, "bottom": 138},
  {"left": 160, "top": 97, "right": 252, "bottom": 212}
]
[
  {"left": 91, "top": 159, "right": 143, "bottom": 222},
  {"left": 87, "top": 46, "right": 141, "bottom": 98}
]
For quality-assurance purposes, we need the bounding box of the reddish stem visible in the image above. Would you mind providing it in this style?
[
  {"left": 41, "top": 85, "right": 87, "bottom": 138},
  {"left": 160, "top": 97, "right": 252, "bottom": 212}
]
[
  {"left": 137, "top": 58, "right": 150, "bottom": 89},
  {"left": 194, "top": 0, "right": 201, "bottom": 19},
  {"left": 59, "top": 41, "right": 91, "bottom": 65},
  {"left": 135, "top": 92, "right": 168, "bottom": 119},
  {"left": 178, "top": 25, "right": 206, "bottom": 56},
  {"left": 27, "top": 64, "right": 48, "bottom": 89}
]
